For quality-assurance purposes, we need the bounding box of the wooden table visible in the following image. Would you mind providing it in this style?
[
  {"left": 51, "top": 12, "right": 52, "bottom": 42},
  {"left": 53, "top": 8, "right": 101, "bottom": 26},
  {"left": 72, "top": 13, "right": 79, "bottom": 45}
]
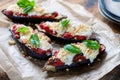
[{"left": 0, "top": 0, "right": 120, "bottom": 80}]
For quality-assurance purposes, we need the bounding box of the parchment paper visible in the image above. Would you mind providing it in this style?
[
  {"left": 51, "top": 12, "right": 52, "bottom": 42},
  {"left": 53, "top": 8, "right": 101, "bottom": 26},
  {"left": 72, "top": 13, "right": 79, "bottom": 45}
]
[{"left": 0, "top": 0, "right": 120, "bottom": 80}]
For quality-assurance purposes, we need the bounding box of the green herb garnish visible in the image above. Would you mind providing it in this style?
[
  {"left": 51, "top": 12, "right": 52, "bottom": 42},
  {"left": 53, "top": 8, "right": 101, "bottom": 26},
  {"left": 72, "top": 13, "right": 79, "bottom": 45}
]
[
  {"left": 60, "top": 18, "right": 70, "bottom": 27},
  {"left": 17, "top": 0, "right": 35, "bottom": 13},
  {"left": 83, "top": 40, "right": 100, "bottom": 50},
  {"left": 30, "top": 34, "right": 40, "bottom": 48},
  {"left": 64, "top": 44, "right": 81, "bottom": 54},
  {"left": 17, "top": 27, "right": 29, "bottom": 34}
]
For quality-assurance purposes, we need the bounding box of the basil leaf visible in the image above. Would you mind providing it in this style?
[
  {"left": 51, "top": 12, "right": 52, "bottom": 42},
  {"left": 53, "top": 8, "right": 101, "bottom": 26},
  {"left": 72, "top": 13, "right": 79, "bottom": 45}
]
[
  {"left": 83, "top": 40, "right": 100, "bottom": 50},
  {"left": 23, "top": 6, "right": 33, "bottom": 14},
  {"left": 17, "top": 0, "right": 26, "bottom": 8},
  {"left": 64, "top": 44, "right": 80, "bottom": 54},
  {"left": 17, "top": 27, "right": 29, "bottom": 34},
  {"left": 60, "top": 19, "right": 70, "bottom": 27},
  {"left": 17, "top": 0, "right": 35, "bottom": 13},
  {"left": 30, "top": 34, "right": 40, "bottom": 48}
]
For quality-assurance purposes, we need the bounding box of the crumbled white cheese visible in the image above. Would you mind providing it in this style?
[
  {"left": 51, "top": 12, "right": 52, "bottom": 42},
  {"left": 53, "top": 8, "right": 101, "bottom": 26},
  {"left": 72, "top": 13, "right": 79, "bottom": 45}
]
[
  {"left": 7, "top": 4, "right": 23, "bottom": 14},
  {"left": 75, "top": 43, "right": 99, "bottom": 63},
  {"left": 45, "top": 22, "right": 66, "bottom": 37},
  {"left": 12, "top": 24, "right": 52, "bottom": 50},
  {"left": 6, "top": 4, "right": 46, "bottom": 16},
  {"left": 74, "top": 24, "right": 92, "bottom": 39},
  {"left": 39, "top": 39, "right": 52, "bottom": 50},
  {"left": 56, "top": 48, "right": 75, "bottom": 65},
  {"left": 37, "top": 22, "right": 92, "bottom": 38},
  {"left": 55, "top": 43, "right": 99, "bottom": 65}
]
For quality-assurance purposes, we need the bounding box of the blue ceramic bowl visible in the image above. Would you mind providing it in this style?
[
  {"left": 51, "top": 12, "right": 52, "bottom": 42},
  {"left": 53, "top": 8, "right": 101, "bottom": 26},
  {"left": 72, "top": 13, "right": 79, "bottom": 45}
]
[{"left": 99, "top": 0, "right": 120, "bottom": 23}]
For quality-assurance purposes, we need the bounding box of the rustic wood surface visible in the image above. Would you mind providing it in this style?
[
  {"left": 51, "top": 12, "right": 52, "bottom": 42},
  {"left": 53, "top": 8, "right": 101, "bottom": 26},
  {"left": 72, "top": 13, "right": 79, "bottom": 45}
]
[{"left": 0, "top": 0, "right": 120, "bottom": 80}]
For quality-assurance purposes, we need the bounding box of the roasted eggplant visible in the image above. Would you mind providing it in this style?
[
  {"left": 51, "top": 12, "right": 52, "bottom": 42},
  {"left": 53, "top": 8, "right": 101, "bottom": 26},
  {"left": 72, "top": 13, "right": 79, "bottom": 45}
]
[
  {"left": 36, "top": 19, "right": 93, "bottom": 43},
  {"left": 10, "top": 24, "right": 53, "bottom": 59},
  {"left": 2, "top": 0, "right": 66, "bottom": 23},
  {"left": 43, "top": 40, "right": 105, "bottom": 72}
]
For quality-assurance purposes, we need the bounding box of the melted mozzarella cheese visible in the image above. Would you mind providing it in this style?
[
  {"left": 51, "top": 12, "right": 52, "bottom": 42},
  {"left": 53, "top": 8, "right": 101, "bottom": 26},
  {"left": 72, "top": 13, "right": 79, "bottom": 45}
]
[
  {"left": 39, "top": 39, "right": 52, "bottom": 50},
  {"left": 38, "top": 22, "right": 92, "bottom": 38},
  {"left": 7, "top": 4, "right": 23, "bottom": 14},
  {"left": 74, "top": 24, "right": 92, "bottom": 39},
  {"left": 18, "top": 25, "right": 33, "bottom": 44},
  {"left": 45, "top": 22, "right": 66, "bottom": 36},
  {"left": 6, "top": 4, "right": 46, "bottom": 16},
  {"left": 56, "top": 49, "right": 76, "bottom": 65},
  {"left": 12, "top": 25, "right": 52, "bottom": 50},
  {"left": 75, "top": 43, "right": 99, "bottom": 63},
  {"left": 55, "top": 43, "right": 99, "bottom": 65}
]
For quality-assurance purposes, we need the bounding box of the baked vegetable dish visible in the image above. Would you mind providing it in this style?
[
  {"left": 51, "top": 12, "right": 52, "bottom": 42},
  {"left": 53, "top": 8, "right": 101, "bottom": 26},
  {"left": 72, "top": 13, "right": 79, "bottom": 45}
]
[
  {"left": 2, "top": 0, "right": 66, "bottom": 23},
  {"left": 43, "top": 40, "right": 105, "bottom": 71},
  {"left": 10, "top": 24, "right": 53, "bottom": 59},
  {"left": 36, "top": 19, "right": 93, "bottom": 43}
]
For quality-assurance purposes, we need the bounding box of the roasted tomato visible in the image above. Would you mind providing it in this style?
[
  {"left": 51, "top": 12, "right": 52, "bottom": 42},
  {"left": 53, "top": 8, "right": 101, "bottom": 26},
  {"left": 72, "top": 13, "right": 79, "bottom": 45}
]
[
  {"left": 48, "top": 58, "right": 65, "bottom": 67},
  {"left": 62, "top": 32, "right": 73, "bottom": 39}
]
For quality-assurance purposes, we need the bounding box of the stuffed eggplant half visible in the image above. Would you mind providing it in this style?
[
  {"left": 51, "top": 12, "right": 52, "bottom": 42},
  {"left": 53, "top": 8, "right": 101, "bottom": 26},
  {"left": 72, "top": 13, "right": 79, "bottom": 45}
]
[
  {"left": 43, "top": 40, "right": 105, "bottom": 72},
  {"left": 36, "top": 19, "right": 93, "bottom": 43},
  {"left": 10, "top": 24, "right": 53, "bottom": 59},
  {"left": 2, "top": 0, "right": 66, "bottom": 23}
]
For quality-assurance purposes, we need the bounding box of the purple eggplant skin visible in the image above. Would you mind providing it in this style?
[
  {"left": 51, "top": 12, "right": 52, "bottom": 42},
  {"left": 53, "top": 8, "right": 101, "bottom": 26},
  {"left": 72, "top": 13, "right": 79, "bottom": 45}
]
[
  {"left": 43, "top": 44, "right": 106, "bottom": 72},
  {"left": 43, "top": 59, "right": 90, "bottom": 72},
  {"left": 39, "top": 31, "right": 84, "bottom": 44},
  {"left": 56, "top": 59, "right": 90, "bottom": 71},
  {"left": 2, "top": 9, "right": 67, "bottom": 24},
  {"left": 9, "top": 30, "right": 52, "bottom": 60},
  {"left": 39, "top": 31, "right": 98, "bottom": 44}
]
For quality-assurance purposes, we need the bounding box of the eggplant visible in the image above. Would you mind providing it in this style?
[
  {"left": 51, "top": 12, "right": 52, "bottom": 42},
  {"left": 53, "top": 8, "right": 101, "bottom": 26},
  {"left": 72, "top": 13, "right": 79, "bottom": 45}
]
[
  {"left": 43, "top": 59, "right": 90, "bottom": 72},
  {"left": 9, "top": 24, "right": 53, "bottom": 60},
  {"left": 40, "top": 31, "right": 84, "bottom": 44},
  {"left": 2, "top": 9, "right": 67, "bottom": 23},
  {"left": 36, "top": 22, "right": 92, "bottom": 44},
  {"left": 43, "top": 43, "right": 106, "bottom": 72}
]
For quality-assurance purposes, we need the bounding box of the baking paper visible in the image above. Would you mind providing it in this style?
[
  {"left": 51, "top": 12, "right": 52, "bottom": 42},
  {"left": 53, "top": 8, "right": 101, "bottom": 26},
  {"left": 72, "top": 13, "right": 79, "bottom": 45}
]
[{"left": 0, "top": 0, "right": 120, "bottom": 80}]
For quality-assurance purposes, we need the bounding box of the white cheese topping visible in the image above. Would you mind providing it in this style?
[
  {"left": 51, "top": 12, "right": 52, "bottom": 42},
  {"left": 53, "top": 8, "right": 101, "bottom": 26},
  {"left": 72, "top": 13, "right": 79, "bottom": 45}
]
[
  {"left": 45, "top": 22, "right": 67, "bottom": 37},
  {"left": 55, "top": 43, "right": 99, "bottom": 65},
  {"left": 56, "top": 48, "right": 76, "bottom": 65},
  {"left": 11, "top": 24, "right": 52, "bottom": 50},
  {"left": 6, "top": 4, "right": 46, "bottom": 16},
  {"left": 37, "top": 22, "right": 92, "bottom": 38},
  {"left": 39, "top": 34, "right": 52, "bottom": 50},
  {"left": 7, "top": 4, "right": 23, "bottom": 14},
  {"left": 74, "top": 24, "right": 92, "bottom": 39},
  {"left": 74, "top": 43, "right": 99, "bottom": 63}
]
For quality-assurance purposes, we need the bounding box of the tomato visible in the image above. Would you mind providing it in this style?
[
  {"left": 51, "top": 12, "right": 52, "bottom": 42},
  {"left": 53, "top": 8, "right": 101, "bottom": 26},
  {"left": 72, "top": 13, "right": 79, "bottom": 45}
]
[
  {"left": 62, "top": 32, "right": 73, "bottom": 39},
  {"left": 39, "top": 23, "right": 54, "bottom": 34},
  {"left": 39, "top": 23, "right": 48, "bottom": 29},
  {"left": 15, "top": 34, "right": 20, "bottom": 39},
  {"left": 32, "top": 48, "right": 46, "bottom": 54},
  {"left": 74, "top": 35, "right": 86, "bottom": 40},
  {"left": 49, "top": 12, "right": 58, "bottom": 19},
  {"left": 52, "top": 12, "right": 58, "bottom": 17},
  {"left": 15, "top": 12, "right": 22, "bottom": 16},
  {"left": 31, "top": 15, "right": 39, "bottom": 18},
  {"left": 36, "top": 48, "right": 46, "bottom": 54},
  {"left": 12, "top": 25, "right": 17, "bottom": 33},
  {"left": 48, "top": 58, "right": 65, "bottom": 67},
  {"left": 22, "top": 14, "right": 28, "bottom": 16},
  {"left": 53, "top": 58, "right": 65, "bottom": 66},
  {"left": 47, "top": 49, "right": 52, "bottom": 53},
  {"left": 73, "top": 54, "right": 86, "bottom": 62},
  {"left": 5, "top": 10, "right": 13, "bottom": 15},
  {"left": 54, "top": 51, "right": 59, "bottom": 57}
]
